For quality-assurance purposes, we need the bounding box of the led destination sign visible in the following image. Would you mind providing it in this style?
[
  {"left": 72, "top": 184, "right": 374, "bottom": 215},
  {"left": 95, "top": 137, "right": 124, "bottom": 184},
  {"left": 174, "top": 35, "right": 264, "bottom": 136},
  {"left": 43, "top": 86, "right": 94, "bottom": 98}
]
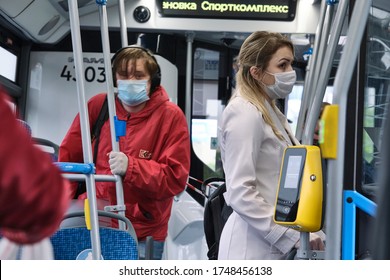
[{"left": 156, "top": 0, "right": 297, "bottom": 21}]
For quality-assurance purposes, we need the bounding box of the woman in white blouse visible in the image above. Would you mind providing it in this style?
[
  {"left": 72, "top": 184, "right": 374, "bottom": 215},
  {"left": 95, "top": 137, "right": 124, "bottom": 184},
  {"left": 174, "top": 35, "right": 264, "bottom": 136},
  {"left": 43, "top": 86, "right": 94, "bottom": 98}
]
[{"left": 218, "top": 31, "right": 325, "bottom": 260}]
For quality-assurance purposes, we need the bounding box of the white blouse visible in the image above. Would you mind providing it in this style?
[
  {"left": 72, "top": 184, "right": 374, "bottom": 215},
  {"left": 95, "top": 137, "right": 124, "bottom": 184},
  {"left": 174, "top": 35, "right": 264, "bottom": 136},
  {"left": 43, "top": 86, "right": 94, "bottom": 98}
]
[{"left": 218, "top": 93, "right": 300, "bottom": 259}]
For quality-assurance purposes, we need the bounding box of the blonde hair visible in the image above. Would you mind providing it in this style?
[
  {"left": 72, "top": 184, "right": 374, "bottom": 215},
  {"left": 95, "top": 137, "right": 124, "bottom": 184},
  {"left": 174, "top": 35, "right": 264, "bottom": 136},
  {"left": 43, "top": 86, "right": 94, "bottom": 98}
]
[{"left": 235, "top": 31, "right": 294, "bottom": 140}]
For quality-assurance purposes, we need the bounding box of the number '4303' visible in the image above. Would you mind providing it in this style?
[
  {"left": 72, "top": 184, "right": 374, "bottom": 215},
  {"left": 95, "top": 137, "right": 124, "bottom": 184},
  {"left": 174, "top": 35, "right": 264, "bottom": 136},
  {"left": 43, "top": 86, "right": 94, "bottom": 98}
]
[{"left": 60, "top": 65, "right": 106, "bottom": 83}]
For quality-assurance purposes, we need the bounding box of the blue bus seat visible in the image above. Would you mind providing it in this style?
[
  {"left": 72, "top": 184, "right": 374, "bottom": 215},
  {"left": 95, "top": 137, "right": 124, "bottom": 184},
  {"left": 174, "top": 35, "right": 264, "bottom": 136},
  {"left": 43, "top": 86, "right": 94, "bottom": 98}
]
[{"left": 51, "top": 211, "right": 138, "bottom": 260}]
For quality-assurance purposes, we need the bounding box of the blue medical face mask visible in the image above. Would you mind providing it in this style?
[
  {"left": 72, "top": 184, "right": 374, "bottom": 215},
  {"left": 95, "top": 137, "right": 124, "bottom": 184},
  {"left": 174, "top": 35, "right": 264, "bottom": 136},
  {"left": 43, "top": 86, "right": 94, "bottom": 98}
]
[
  {"left": 117, "top": 79, "right": 149, "bottom": 106},
  {"left": 264, "top": 70, "right": 296, "bottom": 100}
]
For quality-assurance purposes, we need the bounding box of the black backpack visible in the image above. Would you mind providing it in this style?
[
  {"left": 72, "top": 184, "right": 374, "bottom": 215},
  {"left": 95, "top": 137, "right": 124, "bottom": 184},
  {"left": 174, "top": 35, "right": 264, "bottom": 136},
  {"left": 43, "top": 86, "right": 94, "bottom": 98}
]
[{"left": 202, "top": 177, "right": 233, "bottom": 260}]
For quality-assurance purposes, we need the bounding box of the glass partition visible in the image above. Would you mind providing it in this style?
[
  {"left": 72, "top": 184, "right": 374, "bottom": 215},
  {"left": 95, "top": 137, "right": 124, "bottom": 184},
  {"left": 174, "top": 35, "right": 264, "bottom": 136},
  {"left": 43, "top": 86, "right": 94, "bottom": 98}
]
[
  {"left": 192, "top": 48, "right": 225, "bottom": 178},
  {"left": 362, "top": 3, "right": 390, "bottom": 193}
]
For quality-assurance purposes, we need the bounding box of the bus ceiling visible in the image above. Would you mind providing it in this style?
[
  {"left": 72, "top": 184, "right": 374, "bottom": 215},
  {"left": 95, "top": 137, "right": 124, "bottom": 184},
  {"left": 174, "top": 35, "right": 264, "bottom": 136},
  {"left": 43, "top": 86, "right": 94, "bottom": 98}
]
[{"left": 0, "top": 0, "right": 322, "bottom": 47}]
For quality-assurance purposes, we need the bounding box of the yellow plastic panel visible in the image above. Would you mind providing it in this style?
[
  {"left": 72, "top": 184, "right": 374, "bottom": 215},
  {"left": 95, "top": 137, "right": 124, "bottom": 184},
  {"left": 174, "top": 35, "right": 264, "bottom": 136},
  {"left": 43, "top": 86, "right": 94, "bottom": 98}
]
[
  {"left": 84, "top": 199, "right": 91, "bottom": 230},
  {"left": 319, "top": 104, "right": 338, "bottom": 159}
]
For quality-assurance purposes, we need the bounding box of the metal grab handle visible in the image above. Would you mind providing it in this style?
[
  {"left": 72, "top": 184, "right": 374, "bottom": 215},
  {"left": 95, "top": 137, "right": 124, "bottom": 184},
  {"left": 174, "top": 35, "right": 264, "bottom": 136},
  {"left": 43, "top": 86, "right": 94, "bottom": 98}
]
[
  {"left": 326, "top": 0, "right": 372, "bottom": 260},
  {"left": 97, "top": 0, "right": 126, "bottom": 230}
]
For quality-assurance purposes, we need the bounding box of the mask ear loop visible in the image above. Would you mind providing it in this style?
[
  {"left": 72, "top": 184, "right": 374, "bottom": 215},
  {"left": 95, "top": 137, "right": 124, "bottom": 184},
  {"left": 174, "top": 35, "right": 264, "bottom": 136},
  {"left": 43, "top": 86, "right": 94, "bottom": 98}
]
[
  {"left": 260, "top": 71, "right": 268, "bottom": 85},
  {"left": 249, "top": 66, "right": 270, "bottom": 94}
]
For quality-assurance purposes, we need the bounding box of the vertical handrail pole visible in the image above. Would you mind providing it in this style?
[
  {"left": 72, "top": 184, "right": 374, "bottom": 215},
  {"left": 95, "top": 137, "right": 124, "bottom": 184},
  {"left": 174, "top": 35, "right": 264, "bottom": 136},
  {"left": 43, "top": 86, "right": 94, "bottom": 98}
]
[
  {"left": 185, "top": 32, "right": 195, "bottom": 127},
  {"left": 97, "top": 0, "right": 126, "bottom": 230},
  {"left": 296, "top": 0, "right": 327, "bottom": 140},
  {"left": 326, "top": 0, "right": 372, "bottom": 259},
  {"left": 301, "top": 0, "right": 349, "bottom": 145},
  {"left": 68, "top": 0, "right": 101, "bottom": 259},
  {"left": 118, "top": 0, "right": 128, "bottom": 47},
  {"left": 308, "top": 2, "right": 336, "bottom": 108}
]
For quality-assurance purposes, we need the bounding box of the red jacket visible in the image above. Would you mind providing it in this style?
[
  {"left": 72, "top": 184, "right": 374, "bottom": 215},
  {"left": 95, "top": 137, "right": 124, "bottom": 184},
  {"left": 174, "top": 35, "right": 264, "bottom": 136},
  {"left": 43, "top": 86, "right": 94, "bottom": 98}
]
[
  {"left": 59, "top": 86, "right": 190, "bottom": 241},
  {"left": 0, "top": 88, "right": 70, "bottom": 244}
]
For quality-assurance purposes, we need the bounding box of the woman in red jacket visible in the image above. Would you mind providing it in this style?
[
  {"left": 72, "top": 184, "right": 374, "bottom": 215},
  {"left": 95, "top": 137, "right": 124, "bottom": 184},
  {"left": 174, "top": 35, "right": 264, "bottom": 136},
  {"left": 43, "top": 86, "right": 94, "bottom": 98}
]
[
  {"left": 59, "top": 46, "right": 191, "bottom": 259},
  {"left": 0, "top": 87, "right": 70, "bottom": 245}
]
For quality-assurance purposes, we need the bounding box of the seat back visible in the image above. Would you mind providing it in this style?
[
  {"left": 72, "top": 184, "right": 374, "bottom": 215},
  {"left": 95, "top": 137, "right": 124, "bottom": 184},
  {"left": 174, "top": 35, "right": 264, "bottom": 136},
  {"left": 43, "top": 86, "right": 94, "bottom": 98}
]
[
  {"left": 51, "top": 211, "right": 138, "bottom": 260},
  {"left": 32, "top": 137, "right": 59, "bottom": 161},
  {"left": 51, "top": 227, "right": 138, "bottom": 260}
]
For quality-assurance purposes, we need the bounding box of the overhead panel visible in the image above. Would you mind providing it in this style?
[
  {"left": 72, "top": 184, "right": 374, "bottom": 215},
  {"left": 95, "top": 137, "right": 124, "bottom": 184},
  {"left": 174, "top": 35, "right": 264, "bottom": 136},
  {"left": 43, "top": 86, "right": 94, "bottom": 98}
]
[
  {"left": 0, "top": 0, "right": 33, "bottom": 18},
  {"left": 0, "top": 0, "right": 121, "bottom": 43},
  {"left": 13, "top": 0, "right": 67, "bottom": 42}
]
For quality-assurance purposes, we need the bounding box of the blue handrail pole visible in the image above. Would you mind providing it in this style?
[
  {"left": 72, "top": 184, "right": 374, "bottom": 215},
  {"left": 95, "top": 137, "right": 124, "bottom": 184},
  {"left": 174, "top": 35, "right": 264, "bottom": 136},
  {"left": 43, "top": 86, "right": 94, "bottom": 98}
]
[
  {"left": 342, "top": 191, "right": 356, "bottom": 260},
  {"left": 342, "top": 191, "right": 377, "bottom": 260},
  {"left": 56, "top": 162, "right": 94, "bottom": 174},
  {"left": 68, "top": 0, "right": 101, "bottom": 260},
  {"left": 96, "top": 0, "right": 126, "bottom": 230}
]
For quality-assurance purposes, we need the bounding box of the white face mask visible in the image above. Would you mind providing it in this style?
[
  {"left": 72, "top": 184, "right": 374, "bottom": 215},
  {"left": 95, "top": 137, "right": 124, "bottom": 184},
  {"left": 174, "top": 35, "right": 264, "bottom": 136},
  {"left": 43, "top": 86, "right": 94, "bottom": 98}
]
[
  {"left": 264, "top": 70, "right": 296, "bottom": 99},
  {"left": 117, "top": 79, "right": 149, "bottom": 106}
]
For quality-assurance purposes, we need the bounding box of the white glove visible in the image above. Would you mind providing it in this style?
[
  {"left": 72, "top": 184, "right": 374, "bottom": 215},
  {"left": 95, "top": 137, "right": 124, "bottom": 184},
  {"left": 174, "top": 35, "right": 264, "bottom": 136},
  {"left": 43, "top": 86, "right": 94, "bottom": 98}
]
[{"left": 108, "top": 151, "right": 128, "bottom": 176}]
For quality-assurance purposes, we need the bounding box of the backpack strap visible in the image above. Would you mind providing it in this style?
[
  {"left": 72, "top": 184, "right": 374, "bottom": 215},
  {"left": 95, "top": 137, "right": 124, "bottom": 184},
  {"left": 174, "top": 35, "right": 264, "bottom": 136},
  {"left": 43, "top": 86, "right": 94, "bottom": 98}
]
[
  {"left": 73, "top": 96, "right": 108, "bottom": 199},
  {"left": 210, "top": 195, "right": 224, "bottom": 243},
  {"left": 91, "top": 95, "right": 109, "bottom": 163}
]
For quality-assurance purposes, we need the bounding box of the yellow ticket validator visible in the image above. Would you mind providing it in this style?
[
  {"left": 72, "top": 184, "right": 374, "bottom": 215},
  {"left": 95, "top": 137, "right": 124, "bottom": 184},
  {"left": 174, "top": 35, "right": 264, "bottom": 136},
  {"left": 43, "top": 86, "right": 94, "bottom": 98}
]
[{"left": 274, "top": 146, "right": 323, "bottom": 232}]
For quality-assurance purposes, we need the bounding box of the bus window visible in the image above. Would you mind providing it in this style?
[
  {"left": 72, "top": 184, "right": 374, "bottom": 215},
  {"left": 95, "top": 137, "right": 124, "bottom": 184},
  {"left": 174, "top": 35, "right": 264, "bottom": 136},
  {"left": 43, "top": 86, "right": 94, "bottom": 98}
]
[
  {"left": 286, "top": 84, "right": 334, "bottom": 136},
  {"left": 362, "top": 4, "right": 390, "bottom": 192},
  {"left": 0, "top": 46, "right": 17, "bottom": 82},
  {"left": 191, "top": 48, "right": 224, "bottom": 178}
]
